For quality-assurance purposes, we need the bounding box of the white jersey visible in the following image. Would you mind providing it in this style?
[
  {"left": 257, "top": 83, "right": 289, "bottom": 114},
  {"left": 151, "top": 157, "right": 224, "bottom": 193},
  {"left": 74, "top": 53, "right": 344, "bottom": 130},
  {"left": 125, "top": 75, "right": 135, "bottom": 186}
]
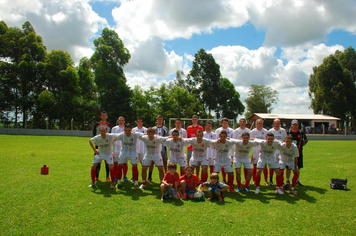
[
  {"left": 254, "top": 139, "right": 280, "bottom": 161},
  {"left": 90, "top": 133, "right": 120, "bottom": 155},
  {"left": 111, "top": 125, "right": 124, "bottom": 153},
  {"left": 204, "top": 131, "right": 217, "bottom": 159},
  {"left": 185, "top": 138, "right": 214, "bottom": 159},
  {"left": 234, "top": 140, "right": 259, "bottom": 160},
  {"left": 137, "top": 135, "right": 167, "bottom": 157},
  {"left": 269, "top": 127, "right": 287, "bottom": 157},
  {"left": 215, "top": 127, "right": 234, "bottom": 156},
  {"left": 250, "top": 128, "right": 268, "bottom": 159},
  {"left": 233, "top": 127, "right": 251, "bottom": 139},
  {"left": 169, "top": 128, "right": 187, "bottom": 138},
  {"left": 278, "top": 142, "right": 299, "bottom": 163},
  {"left": 116, "top": 132, "right": 143, "bottom": 158},
  {"left": 163, "top": 139, "right": 190, "bottom": 161},
  {"left": 210, "top": 140, "right": 236, "bottom": 163},
  {"left": 133, "top": 126, "right": 147, "bottom": 153}
]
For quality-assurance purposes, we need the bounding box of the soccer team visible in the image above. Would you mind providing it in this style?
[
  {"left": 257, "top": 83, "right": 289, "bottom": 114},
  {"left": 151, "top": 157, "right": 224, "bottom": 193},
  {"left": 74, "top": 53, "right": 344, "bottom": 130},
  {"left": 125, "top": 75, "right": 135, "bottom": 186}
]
[{"left": 89, "top": 112, "right": 308, "bottom": 201}]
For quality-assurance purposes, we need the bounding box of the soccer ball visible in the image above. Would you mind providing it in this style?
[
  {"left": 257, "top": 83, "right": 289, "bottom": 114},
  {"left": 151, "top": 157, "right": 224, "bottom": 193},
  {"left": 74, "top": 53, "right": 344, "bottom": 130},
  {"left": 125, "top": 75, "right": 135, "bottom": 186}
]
[{"left": 193, "top": 191, "right": 204, "bottom": 201}]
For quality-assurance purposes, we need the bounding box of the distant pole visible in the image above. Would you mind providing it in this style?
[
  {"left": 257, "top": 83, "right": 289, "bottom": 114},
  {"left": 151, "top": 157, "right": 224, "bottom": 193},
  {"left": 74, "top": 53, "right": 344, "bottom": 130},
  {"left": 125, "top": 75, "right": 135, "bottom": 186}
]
[{"left": 71, "top": 118, "right": 73, "bottom": 131}]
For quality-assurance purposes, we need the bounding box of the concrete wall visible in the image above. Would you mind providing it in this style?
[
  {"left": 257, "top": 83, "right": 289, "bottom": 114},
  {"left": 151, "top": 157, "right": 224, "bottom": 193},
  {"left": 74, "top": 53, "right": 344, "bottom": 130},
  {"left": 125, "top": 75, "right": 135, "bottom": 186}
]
[
  {"left": 307, "top": 134, "right": 356, "bottom": 140},
  {"left": 0, "top": 128, "right": 92, "bottom": 137}
]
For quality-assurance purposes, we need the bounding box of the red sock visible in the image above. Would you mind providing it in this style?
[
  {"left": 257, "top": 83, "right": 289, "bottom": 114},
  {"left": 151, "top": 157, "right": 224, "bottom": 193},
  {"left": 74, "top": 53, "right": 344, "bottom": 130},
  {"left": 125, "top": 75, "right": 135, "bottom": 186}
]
[
  {"left": 123, "top": 164, "right": 128, "bottom": 177},
  {"left": 201, "top": 174, "right": 208, "bottom": 182},
  {"left": 210, "top": 166, "right": 214, "bottom": 174},
  {"left": 280, "top": 169, "right": 284, "bottom": 184},
  {"left": 132, "top": 166, "right": 139, "bottom": 181},
  {"left": 221, "top": 168, "right": 226, "bottom": 182},
  {"left": 269, "top": 169, "right": 274, "bottom": 179},
  {"left": 110, "top": 169, "right": 115, "bottom": 184},
  {"left": 243, "top": 169, "right": 248, "bottom": 180},
  {"left": 292, "top": 171, "right": 299, "bottom": 187},
  {"left": 256, "top": 174, "right": 261, "bottom": 187},
  {"left": 228, "top": 175, "right": 234, "bottom": 189},
  {"left": 237, "top": 180, "right": 242, "bottom": 188},
  {"left": 117, "top": 165, "right": 123, "bottom": 180},
  {"left": 244, "top": 180, "right": 250, "bottom": 188},
  {"left": 276, "top": 174, "right": 283, "bottom": 187},
  {"left": 91, "top": 169, "right": 96, "bottom": 183},
  {"left": 263, "top": 168, "right": 268, "bottom": 182},
  {"left": 252, "top": 166, "right": 257, "bottom": 182},
  {"left": 115, "top": 165, "right": 119, "bottom": 179}
]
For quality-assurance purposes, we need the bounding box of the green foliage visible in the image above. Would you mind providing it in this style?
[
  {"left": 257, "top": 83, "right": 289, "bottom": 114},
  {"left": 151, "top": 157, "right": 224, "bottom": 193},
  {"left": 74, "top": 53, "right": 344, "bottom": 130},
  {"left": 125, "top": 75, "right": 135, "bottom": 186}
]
[
  {"left": 1, "top": 135, "right": 355, "bottom": 235},
  {"left": 244, "top": 84, "right": 279, "bottom": 119},
  {"left": 216, "top": 78, "right": 244, "bottom": 119}
]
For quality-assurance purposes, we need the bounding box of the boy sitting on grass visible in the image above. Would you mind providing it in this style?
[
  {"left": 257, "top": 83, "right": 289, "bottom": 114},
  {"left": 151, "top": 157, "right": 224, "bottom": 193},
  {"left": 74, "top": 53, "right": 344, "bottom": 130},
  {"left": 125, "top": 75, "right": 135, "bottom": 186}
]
[
  {"left": 198, "top": 173, "right": 228, "bottom": 201},
  {"left": 179, "top": 165, "right": 201, "bottom": 200},
  {"left": 160, "top": 162, "right": 180, "bottom": 201}
]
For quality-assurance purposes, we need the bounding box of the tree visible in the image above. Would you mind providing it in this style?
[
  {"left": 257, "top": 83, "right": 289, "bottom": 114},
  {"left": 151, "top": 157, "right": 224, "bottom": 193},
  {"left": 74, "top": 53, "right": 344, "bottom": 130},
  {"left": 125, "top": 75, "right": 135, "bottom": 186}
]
[
  {"left": 187, "top": 49, "right": 221, "bottom": 116},
  {"left": 91, "top": 28, "right": 132, "bottom": 124},
  {"left": 244, "top": 84, "right": 279, "bottom": 119}
]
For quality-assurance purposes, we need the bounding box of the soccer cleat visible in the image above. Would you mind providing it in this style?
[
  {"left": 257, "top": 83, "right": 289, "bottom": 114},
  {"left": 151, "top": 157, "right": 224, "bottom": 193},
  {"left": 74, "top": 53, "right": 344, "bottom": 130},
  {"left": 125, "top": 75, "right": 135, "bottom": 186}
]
[
  {"left": 296, "top": 181, "right": 304, "bottom": 186},
  {"left": 160, "top": 196, "right": 165, "bottom": 201},
  {"left": 148, "top": 177, "right": 152, "bottom": 183},
  {"left": 183, "top": 193, "right": 187, "bottom": 200},
  {"left": 290, "top": 189, "right": 297, "bottom": 195},
  {"left": 139, "top": 184, "right": 146, "bottom": 189},
  {"left": 265, "top": 182, "right": 269, "bottom": 186},
  {"left": 116, "top": 180, "right": 122, "bottom": 188},
  {"left": 106, "top": 177, "right": 111, "bottom": 182},
  {"left": 255, "top": 188, "right": 260, "bottom": 194},
  {"left": 131, "top": 178, "right": 134, "bottom": 183},
  {"left": 277, "top": 188, "right": 284, "bottom": 195},
  {"left": 123, "top": 176, "right": 129, "bottom": 182},
  {"left": 88, "top": 183, "right": 96, "bottom": 188},
  {"left": 245, "top": 187, "right": 251, "bottom": 193},
  {"left": 269, "top": 181, "right": 274, "bottom": 186},
  {"left": 110, "top": 183, "right": 115, "bottom": 188},
  {"left": 235, "top": 188, "right": 241, "bottom": 193},
  {"left": 229, "top": 188, "right": 236, "bottom": 193}
]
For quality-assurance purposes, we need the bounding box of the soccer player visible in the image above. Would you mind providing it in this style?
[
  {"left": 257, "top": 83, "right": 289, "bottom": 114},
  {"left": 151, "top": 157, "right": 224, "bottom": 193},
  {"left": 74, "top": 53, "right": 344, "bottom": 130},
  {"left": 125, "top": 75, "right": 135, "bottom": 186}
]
[
  {"left": 150, "top": 115, "right": 169, "bottom": 180},
  {"left": 160, "top": 162, "right": 180, "bottom": 201},
  {"left": 115, "top": 123, "right": 143, "bottom": 189},
  {"left": 198, "top": 173, "right": 228, "bottom": 201},
  {"left": 287, "top": 119, "right": 308, "bottom": 186},
  {"left": 185, "top": 130, "right": 214, "bottom": 183},
  {"left": 137, "top": 127, "right": 167, "bottom": 189},
  {"left": 250, "top": 119, "right": 268, "bottom": 185},
  {"left": 203, "top": 121, "right": 217, "bottom": 175},
  {"left": 89, "top": 126, "right": 119, "bottom": 188},
  {"left": 210, "top": 130, "right": 237, "bottom": 193},
  {"left": 93, "top": 111, "right": 112, "bottom": 182},
  {"left": 268, "top": 118, "right": 287, "bottom": 186},
  {"left": 186, "top": 115, "right": 204, "bottom": 175},
  {"left": 233, "top": 118, "right": 251, "bottom": 182},
  {"left": 215, "top": 117, "right": 234, "bottom": 183},
  {"left": 278, "top": 136, "right": 299, "bottom": 195},
  {"left": 163, "top": 130, "right": 191, "bottom": 175},
  {"left": 179, "top": 165, "right": 201, "bottom": 200},
  {"left": 254, "top": 132, "right": 284, "bottom": 194},
  {"left": 132, "top": 117, "right": 147, "bottom": 181},
  {"left": 233, "top": 132, "right": 259, "bottom": 192},
  {"left": 169, "top": 118, "right": 188, "bottom": 138},
  {"left": 111, "top": 116, "right": 125, "bottom": 181}
]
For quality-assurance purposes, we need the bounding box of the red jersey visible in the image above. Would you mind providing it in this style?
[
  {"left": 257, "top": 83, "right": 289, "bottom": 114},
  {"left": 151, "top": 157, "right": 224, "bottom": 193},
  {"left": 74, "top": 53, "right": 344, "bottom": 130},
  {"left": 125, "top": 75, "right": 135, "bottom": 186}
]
[
  {"left": 163, "top": 171, "right": 179, "bottom": 184},
  {"left": 179, "top": 174, "right": 200, "bottom": 190},
  {"left": 186, "top": 125, "right": 204, "bottom": 151}
]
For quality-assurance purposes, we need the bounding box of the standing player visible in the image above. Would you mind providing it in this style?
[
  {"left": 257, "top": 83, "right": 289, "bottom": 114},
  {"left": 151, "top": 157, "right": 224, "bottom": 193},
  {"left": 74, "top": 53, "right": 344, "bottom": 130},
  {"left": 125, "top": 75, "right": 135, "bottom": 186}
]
[
  {"left": 268, "top": 118, "right": 287, "bottom": 186},
  {"left": 115, "top": 123, "right": 143, "bottom": 189},
  {"left": 137, "top": 127, "right": 167, "bottom": 189},
  {"left": 288, "top": 119, "right": 308, "bottom": 186},
  {"left": 89, "top": 126, "right": 119, "bottom": 188},
  {"left": 210, "top": 130, "right": 237, "bottom": 193},
  {"left": 186, "top": 115, "right": 204, "bottom": 176},
  {"left": 111, "top": 116, "right": 126, "bottom": 182},
  {"left": 278, "top": 136, "right": 299, "bottom": 195},
  {"left": 92, "top": 111, "right": 112, "bottom": 182},
  {"left": 250, "top": 119, "right": 268, "bottom": 185},
  {"left": 233, "top": 132, "right": 259, "bottom": 192},
  {"left": 203, "top": 121, "right": 217, "bottom": 175},
  {"left": 132, "top": 117, "right": 147, "bottom": 181},
  {"left": 163, "top": 130, "right": 191, "bottom": 175},
  {"left": 233, "top": 118, "right": 251, "bottom": 182},
  {"left": 149, "top": 115, "right": 169, "bottom": 180},
  {"left": 254, "top": 132, "right": 284, "bottom": 194},
  {"left": 185, "top": 130, "right": 214, "bottom": 183},
  {"left": 215, "top": 117, "right": 234, "bottom": 183},
  {"left": 169, "top": 118, "right": 188, "bottom": 138}
]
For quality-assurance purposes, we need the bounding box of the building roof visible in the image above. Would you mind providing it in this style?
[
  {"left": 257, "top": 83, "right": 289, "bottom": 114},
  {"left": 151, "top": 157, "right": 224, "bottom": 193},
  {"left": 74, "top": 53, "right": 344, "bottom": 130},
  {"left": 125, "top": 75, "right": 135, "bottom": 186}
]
[{"left": 249, "top": 113, "right": 340, "bottom": 121}]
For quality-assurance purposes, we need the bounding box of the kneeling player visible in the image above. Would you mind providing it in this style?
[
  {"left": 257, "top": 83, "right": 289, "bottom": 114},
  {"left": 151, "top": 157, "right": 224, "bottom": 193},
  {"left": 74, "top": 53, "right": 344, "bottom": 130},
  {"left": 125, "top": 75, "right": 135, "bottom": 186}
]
[{"left": 179, "top": 165, "right": 201, "bottom": 200}]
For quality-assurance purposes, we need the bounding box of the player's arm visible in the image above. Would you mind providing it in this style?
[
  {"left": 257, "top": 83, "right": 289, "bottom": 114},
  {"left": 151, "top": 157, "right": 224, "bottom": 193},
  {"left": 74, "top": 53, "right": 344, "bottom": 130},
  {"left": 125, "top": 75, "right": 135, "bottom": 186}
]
[{"left": 89, "top": 140, "right": 99, "bottom": 155}]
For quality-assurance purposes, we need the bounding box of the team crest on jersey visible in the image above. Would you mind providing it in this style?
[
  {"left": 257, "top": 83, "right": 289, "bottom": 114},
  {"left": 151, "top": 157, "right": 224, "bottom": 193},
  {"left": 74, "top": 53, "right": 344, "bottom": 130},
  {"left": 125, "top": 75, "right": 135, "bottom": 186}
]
[{"left": 262, "top": 132, "right": 264, "bottom": 135}]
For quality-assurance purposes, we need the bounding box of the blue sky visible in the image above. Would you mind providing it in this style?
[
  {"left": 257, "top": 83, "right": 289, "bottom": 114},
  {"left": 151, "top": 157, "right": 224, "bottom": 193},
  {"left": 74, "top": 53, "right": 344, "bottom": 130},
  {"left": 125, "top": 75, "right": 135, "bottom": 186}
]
[{"left": 1, "top": 0, "right": 356, "bottom": 116}]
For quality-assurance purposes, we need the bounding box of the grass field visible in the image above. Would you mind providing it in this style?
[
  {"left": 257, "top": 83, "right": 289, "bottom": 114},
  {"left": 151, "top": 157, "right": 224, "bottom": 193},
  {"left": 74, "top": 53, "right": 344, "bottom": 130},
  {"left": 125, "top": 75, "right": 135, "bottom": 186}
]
[{"left": 1, "top": 135, "right": 355, "bottom": 235}]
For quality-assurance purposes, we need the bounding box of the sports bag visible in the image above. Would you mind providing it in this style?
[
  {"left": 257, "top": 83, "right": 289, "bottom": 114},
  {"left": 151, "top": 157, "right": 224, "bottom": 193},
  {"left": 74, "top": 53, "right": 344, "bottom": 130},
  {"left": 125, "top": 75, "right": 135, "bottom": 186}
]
[{"left": 330, "top": 178, "right": 347, "bottom": 190}]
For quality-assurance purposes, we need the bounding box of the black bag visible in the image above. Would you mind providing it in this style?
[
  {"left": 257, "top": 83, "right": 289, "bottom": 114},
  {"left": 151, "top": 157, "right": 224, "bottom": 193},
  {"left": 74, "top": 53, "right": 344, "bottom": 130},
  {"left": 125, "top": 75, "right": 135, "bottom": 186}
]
[{"left": 330, "top": 178, "right": 347, "bottom": 190}]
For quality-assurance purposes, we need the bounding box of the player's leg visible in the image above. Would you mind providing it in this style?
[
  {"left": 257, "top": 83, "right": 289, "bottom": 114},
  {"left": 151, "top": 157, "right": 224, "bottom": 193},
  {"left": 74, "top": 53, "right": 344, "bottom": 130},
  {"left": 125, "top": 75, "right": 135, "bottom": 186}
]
[
  {"left": 234, "top": 160, "right": 242, "bottom": 191},
  {"left": 95, "top": 161, "right": 101, "bottom": 180},
  {"left": 160, "top": 183, "right": 167, "bottom": 201},
  {"left": 105, "top": 161, "right": 110, "bottom": 182},
  {"left": 273, "top": 166, "right": 283, "bottom": 194},
  {"left": 140, "top": 158, "right": 149, "bottom": 189},
  {"left": 180, "top": 180, "right": 187, "bottom": 199},
  {"left": 244, "top": 161, "right": 253, "bottom": 191},
  {"left": 90, "top": 162, "right": 100, "bottom": 187},
  {"left": 263, "top": 166, "right": 268, "bottom": 185},
  {"left": 187, "top": 150, "right": 193, "bottom": 165},
  {"left": 148, "top": 161, "right": 154, "bottom": 182},
  {"left": 201, "top": 165, "right": 208, "bottom": 183},
  {"left": 226, "top": 164, "right": 235, "bottom": 193},
  {"left": 117, "top": 155, "right": 128, "bottom": 186}
]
